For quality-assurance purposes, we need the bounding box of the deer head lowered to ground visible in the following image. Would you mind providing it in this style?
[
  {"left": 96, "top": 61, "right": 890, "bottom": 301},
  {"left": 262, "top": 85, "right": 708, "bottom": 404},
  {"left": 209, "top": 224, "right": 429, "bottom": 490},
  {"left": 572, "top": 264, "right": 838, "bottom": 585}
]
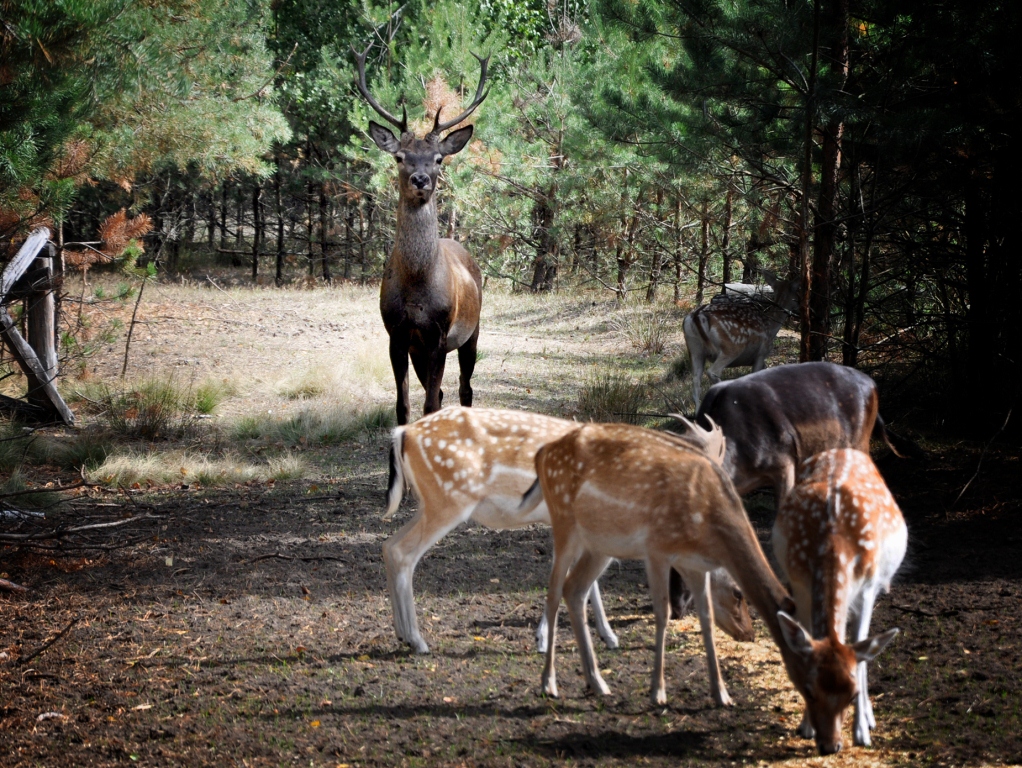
[
  {"left": 773, "top": 448, "right": 906, "bottom": 754},
  {"left": 683, "top": 269, "right": 800, "bottom": 406},
  {"left": 353, "top": 44, "right": 488, "bottom": 425},
  {"left": 520, "top": 420, "right": 889, "bottom": 745},
  {"left": 383, "top": 407, "right": 753, "bottom": 654}
]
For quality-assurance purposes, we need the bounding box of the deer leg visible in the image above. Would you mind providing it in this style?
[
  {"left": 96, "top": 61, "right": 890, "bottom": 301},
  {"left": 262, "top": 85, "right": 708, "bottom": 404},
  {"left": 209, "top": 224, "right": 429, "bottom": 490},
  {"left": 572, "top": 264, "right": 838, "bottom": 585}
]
[
  {"left": 457, "top": 326, "right": 478, "bottom": 407},
  {"left": 588, "top": 579, "right": 619, "bottom": 649},
  {"left": 686, "top": 567, "right": 732, "bottom": 706},
  {"left": 422, "top": 336, "right": 448, "bottom": 416},
  {"left": 382, "top": 507, "right": 467, "bottom": 654},
  {"left": 389, "top": 338, "right": 411, "bottom": 426},
  {"left": 689, "top": 352, "right": 705, "bottom": 407},
  {"left": 646, "top": 555, "right": 673, "bottom": 705},
  {"left": 669, "top": 568, "right": 692, "bottom": 620},
  {"left": 542, "top": 534, "right": 582, "bottom": 698},
  {"left": 850, "top": 588, "right": 879, "bottom": 746},
  {"left": 563, "top": 551, "right": 613, "bottom": 697},
  {"left": 705, "top": 351, "right": 741, "bottom": 385}
]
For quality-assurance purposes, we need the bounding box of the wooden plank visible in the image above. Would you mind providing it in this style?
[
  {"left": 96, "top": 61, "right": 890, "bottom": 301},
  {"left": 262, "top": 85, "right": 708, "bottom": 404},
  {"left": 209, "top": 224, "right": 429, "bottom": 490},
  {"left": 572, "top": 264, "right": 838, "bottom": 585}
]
[
  {"left": 0, "top": 228, "right": 50, "bottom": 300},
  {"left": 0, "top": 306, "right": 74, "bottom": 426}
]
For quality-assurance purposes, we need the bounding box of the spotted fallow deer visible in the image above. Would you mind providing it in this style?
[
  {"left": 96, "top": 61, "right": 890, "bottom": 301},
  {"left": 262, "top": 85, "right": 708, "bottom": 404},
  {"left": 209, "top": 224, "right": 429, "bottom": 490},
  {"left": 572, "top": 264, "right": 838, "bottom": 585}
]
[
  {"left": 683, "top": 269, "right": 800, "bottom": 405},
  {"left": 353, "top": 45, "right": 487, "bottom": 425},
  {"left": 773, "top": 448, "right": 905, "bottom": 754},
  {"left": 383, "top": 407, "right": 753, "bottom": 654},
  {"left": 522, "top": 423, "right": 897, "bottom": 750}
]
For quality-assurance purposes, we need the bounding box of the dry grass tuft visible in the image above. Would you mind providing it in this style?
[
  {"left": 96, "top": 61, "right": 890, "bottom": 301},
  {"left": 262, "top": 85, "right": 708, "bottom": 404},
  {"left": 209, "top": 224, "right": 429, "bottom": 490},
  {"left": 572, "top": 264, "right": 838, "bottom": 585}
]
[
  {"left": 576, "top": 371, "right": 650, "bottom": 424},
  {"left": 87, "top": 449, "right": 308, "bottom": 487}
]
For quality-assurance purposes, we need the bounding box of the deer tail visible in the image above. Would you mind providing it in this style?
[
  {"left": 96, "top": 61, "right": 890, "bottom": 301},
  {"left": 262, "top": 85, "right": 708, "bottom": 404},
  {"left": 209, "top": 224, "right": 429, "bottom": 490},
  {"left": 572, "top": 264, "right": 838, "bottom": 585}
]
[
  {"left": 517, "top": 477, "right": 544, "bottom": 516},
  {"left": 873, "top": 414, "right": 926, "bottom": 459},
  {"left": 384, "top": 427, "right": 407, "bottom": 520}
]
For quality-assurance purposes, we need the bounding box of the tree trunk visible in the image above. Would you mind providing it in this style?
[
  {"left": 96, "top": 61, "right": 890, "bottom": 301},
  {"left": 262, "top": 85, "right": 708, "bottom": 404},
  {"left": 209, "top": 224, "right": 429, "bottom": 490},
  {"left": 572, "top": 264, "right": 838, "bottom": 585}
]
[
  {"left": 720, "top": 183, "right": 734, "bottom": 288},
  {"left": 799, "top": 0, "right": 822, "bottom": 362},
  {"left": 529, "top": 191, "right": 558, "bottom": 292},
  {"left": 645, "top": 187, "right": 665, "bottom": 302},
  {"left": 673, "top": 196, "right": 683, "bottom": 303},
  {"left": 219, "top": 182, "right": 228, "bottom": 252},
  {"left": 320, "top": 182, "right": 331, "bottom": 283},
  {"left": 275, "top": 168, "right": 285, "bottom": 286},
  {"left": 696, "top": 200, "right": 709, "bottom": 305},
  {"left": 251, "top": 182, "right": 262, "bottom": 280}
]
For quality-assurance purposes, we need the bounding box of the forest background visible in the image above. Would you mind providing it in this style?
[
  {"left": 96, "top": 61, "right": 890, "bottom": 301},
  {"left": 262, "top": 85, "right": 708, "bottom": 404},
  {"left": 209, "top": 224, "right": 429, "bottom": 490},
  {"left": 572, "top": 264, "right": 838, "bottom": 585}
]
[{"left": 1, "top": 0, "right": 1019, "bottom": 434}]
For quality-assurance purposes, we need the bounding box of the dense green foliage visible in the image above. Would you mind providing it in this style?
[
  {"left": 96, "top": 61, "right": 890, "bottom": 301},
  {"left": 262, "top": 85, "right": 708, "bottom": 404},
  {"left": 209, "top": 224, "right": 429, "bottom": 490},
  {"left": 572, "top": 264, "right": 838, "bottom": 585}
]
[{"left": 1, "top": 0, "right": 1019, "bottom": 430}]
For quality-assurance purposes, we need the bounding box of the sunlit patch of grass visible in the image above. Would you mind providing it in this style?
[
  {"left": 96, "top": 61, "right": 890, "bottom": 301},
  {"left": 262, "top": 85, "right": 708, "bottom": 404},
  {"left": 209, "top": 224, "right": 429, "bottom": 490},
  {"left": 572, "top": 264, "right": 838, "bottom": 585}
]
[
  {"left": 86, "top": 449, "right": 309, "bottom": 487},
  {"left": 195, "top": 379, "right": 234, "bottom": 414},
  {"left": 611, "top": 302, "right": 678, "bottom": 356},
  {"left": 231, "top": 402, "right": 394, "bottom": 446}
]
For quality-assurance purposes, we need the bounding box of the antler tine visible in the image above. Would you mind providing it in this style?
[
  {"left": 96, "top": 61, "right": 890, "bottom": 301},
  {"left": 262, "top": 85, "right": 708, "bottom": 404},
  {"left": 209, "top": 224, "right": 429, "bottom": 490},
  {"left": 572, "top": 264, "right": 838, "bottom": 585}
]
[
  {"left": 351, "top": 43, "right": 408, "bottom": 133},
  {"left": 426, "top": 52, "right": 490, "bottom": 139},
  {"left": 668, "top": 413, "right": 727, "bottom": 465}
]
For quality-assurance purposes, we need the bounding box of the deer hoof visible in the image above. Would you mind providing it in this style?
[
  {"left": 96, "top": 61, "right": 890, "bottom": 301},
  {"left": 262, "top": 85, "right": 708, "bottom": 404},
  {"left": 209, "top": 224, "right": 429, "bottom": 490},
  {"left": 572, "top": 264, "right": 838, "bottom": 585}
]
[{"left": 601, "top": 631, "right": 620, "bottom": 650}]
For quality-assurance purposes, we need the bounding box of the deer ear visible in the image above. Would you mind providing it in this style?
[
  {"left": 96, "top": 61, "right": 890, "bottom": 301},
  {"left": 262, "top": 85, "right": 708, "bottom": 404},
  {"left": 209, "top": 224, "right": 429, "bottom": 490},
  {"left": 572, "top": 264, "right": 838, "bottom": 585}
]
[
  {"left": 368, "top": 121, "right": 400, "bottom": 154},
  {"left": 777, "top": 611, "right": 814, "bottom": 659},
  {"left": 852, "top": 627, "right": 899, "bottom": 663},
  {"left": 439, "top": 125, "right": 473, "bottom": 157}
]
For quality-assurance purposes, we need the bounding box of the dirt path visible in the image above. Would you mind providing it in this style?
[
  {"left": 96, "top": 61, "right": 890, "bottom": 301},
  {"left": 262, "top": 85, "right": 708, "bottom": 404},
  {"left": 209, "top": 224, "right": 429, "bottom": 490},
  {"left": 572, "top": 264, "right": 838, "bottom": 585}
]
[{"left": 1, "top": 280, "right": 1020, "bottom": 766}]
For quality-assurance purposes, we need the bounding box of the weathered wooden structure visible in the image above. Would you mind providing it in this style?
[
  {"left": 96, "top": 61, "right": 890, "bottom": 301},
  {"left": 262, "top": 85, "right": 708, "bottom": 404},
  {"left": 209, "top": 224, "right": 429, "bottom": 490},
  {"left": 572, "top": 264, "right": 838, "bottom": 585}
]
[{"left": 0, "top": 228, "right": 74, "bottom": 425}]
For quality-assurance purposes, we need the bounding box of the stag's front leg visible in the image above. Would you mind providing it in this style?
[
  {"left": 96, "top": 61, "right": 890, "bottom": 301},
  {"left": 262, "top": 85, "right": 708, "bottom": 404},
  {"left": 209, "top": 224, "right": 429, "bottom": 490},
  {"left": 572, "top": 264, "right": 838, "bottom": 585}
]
[
  {"left": 457, "top": 327, "right": 478, "bottom": 407},
  {"left": 687, "top": 568, "right": 732, "bottom": 706},
  {"left": 389, "top": 337, "right": 411, "bottom": 426},
  {"left": 422, "top": 335, "right": 448, "bottom": 416},
  {"left": 850, "top": 590, "right": 880, "bottom": 746}
]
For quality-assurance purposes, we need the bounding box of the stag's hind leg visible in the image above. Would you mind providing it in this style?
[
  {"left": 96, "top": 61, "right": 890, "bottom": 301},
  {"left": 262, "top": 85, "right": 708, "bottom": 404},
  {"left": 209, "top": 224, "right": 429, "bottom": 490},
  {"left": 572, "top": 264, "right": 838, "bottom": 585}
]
[
  {"left": 457, "top": 326, "right": 479, "bottom": 407},
  {"left": 563, "top": 551, "right": 614, "bottom": 697}
]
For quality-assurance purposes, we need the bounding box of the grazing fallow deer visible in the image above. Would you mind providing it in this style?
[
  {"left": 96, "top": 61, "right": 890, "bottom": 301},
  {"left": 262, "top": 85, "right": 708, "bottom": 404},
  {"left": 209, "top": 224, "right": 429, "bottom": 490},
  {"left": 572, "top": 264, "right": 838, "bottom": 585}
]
[
  {"left": 353, "top": 45, "right": 487, "bottom": 425},
  {"left": 695, "top": 361, "right": 922, "bottom": 502},
  {"left": 683, "top": 270, "right": 800, "bottom": 405},
  {"left": 523, "top": 423, "right": 897, "bottom": 751},
  {"left": 383, "top": 407, "right": 753, "bottom": 654},
  {"left": 773, "top": 448, "right": 906, "bottom": 753}
]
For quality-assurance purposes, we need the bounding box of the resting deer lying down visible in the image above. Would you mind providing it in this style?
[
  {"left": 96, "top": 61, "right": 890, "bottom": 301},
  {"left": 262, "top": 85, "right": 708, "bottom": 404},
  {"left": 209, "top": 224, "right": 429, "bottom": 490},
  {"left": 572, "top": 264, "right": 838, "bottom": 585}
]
[
  {"left": 773, "top": 448, "right": 905, "bottom": 754},
  {"left": 383, "top": 407, "right": 753, "bottom": 654},
  {"left": 523, "top": 422, "right": 899, "bottom": 754}
]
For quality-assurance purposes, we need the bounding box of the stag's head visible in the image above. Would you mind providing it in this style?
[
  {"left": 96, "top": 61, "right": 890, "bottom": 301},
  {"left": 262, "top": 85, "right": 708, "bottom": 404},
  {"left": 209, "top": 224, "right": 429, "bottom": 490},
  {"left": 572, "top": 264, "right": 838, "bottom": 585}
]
[
  {"left": 778, "top": 612, "right": 898, "bottom": 755},
  {"left": 354, "top": 45, "right": 489, "bottom": 206}
]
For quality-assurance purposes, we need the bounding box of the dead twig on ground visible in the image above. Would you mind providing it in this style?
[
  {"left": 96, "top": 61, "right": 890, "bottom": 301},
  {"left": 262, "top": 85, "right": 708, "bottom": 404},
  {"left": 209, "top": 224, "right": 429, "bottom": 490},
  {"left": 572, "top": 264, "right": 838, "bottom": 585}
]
[
  {"left": 0, "top": 577, "right": 28, "bottom": 593},
  {"left": 18, "top": 615, "right": 80, "bottom": 666},
  {"left": 0, "top": 513, "right": 162, "bottom": 542},
  {"left": 244, "top": 552, "right": 348, "bottom": 565},
  {"left": 950, "top": 408, "right": 1012, "bottom": 511}
]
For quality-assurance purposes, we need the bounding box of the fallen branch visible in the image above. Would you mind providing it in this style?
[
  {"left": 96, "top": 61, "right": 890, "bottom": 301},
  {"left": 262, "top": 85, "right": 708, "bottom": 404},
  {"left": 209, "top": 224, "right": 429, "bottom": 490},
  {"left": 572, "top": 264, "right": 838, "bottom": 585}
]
[
  {"left": 18, "top": 615, "right": 80, "bottom": 665},
  {"left": 0, "top": 577, "right": 28, "bottom": 593},
  {"left": 244, "top": 552, "right": 347, "bottom": 565},
  {"left": 0, "top": 513, "right": 162, "bottom": 542},
  {"left": 950, "top": 408, "right": 1012, "bottom": 510},
  {"left": 0, "top": 480, "right": 85, "bottom": 500}
]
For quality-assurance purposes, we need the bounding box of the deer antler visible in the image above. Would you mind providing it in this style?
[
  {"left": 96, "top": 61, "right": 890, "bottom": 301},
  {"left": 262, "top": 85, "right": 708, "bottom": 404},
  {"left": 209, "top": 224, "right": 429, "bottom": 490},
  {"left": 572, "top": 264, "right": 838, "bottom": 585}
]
[
  {"left": 669, "top": 414, "right": 727, "bottom": 467},
  {"left": 352, "top": 43, "right": 408, "bottom": 133},
  {"left": 425, "top": 52, "right": 490, "bottom": 140}
]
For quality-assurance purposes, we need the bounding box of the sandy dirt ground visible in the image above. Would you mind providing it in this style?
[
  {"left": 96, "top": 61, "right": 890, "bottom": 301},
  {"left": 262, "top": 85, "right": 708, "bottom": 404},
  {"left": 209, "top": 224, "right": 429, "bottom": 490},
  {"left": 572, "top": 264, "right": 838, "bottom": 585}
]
[{"left": 1, "top": 277, "right": 1019, "bottom": 767}]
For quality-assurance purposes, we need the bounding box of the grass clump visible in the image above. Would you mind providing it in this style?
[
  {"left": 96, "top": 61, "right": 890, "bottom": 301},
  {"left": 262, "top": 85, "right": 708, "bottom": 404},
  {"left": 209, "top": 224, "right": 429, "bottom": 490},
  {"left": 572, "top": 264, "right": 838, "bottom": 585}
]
[
  {"left": 612, "top": 304, "right": 677, "bottom": 356},
  {"left": 0, "top": 469, "right": 59, "bottom": 509},
  {"left": 87, "top": 449, "right": 309, "bottom": 488},
  {"left": 576, "top": 371, "right": 650, "bottom": 424},
  {"left": 231, "top": 403, "right": 394, "bottom": 446}
]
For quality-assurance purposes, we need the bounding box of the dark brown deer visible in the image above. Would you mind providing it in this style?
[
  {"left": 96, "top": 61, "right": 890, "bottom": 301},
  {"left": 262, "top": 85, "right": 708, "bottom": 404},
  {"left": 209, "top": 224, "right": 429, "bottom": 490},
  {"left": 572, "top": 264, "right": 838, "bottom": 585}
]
[{"left": 353, "top": 45, "right": 488, "bottom": 424}]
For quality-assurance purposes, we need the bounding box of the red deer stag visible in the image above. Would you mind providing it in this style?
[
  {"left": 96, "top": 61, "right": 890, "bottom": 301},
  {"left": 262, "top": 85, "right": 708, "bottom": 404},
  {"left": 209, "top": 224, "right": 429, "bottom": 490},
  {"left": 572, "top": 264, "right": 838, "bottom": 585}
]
[
  {"left": 522, "top": 422, "right": 897, "bottom": 751},
  {"left": 354, "top": 45, "right": 487, "bottom": 425},
  {"left": 683, "top": 269, "right": 800, "bottom": 405},
  {"left": 383, "top": 407, "right": 752, "bottom": 654},
  {"left": 773, "top": 448, "right": 905, "bottom": 753}
]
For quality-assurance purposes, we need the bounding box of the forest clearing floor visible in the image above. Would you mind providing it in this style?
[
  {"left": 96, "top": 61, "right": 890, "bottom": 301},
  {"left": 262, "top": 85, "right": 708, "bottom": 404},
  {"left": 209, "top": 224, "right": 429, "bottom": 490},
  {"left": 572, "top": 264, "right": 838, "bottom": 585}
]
[{"left": 1, "top": 276, "right": 1020, "bottom": 767}]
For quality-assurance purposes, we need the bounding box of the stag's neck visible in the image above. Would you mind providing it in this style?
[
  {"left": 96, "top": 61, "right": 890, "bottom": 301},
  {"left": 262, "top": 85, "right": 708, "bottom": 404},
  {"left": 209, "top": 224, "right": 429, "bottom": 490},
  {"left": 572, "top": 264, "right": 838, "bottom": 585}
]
[{"left": 393, "top": 198, "right": 440, "bottom": 275}]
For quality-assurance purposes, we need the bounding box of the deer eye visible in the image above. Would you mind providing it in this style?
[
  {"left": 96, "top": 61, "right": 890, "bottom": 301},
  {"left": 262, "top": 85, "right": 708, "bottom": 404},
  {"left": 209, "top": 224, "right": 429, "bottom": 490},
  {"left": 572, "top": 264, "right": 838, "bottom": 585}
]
[
  {"left": 395, "top": 153, "right": 405, "bottom": 164},
  {"left": 434, "top": 155, "right": 443, "bottom": 164}
]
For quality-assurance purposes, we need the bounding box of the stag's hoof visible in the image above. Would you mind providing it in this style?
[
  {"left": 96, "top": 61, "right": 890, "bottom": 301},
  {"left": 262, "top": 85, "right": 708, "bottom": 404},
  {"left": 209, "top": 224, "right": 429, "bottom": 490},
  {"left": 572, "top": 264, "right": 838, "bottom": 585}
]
[{"left": 600, "top": 631, "right": 620, "bottom": 650}]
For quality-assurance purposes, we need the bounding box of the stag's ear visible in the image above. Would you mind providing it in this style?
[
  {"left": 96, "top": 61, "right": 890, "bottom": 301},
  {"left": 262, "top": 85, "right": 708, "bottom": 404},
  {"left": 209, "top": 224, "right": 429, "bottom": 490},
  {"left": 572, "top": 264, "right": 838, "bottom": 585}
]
[
  {"left": 777, "top": 611, "right": 814, "bottom": 659},
  {"left": 439, "top": 125, "right": 473, "bottom": 157},
  {"left": 852, "top": 628, "right": 899, "bottom": 663},
  {"left": 368, "top": 121, "right": 401, "bottom": 154}
]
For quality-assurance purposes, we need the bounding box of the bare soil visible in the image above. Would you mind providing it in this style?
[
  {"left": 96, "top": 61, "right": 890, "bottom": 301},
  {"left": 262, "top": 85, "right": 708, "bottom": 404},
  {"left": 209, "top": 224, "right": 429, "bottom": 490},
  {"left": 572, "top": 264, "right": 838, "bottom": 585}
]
[{"left": 1, "top": 278, "right": 1020, "bottom": 767}]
